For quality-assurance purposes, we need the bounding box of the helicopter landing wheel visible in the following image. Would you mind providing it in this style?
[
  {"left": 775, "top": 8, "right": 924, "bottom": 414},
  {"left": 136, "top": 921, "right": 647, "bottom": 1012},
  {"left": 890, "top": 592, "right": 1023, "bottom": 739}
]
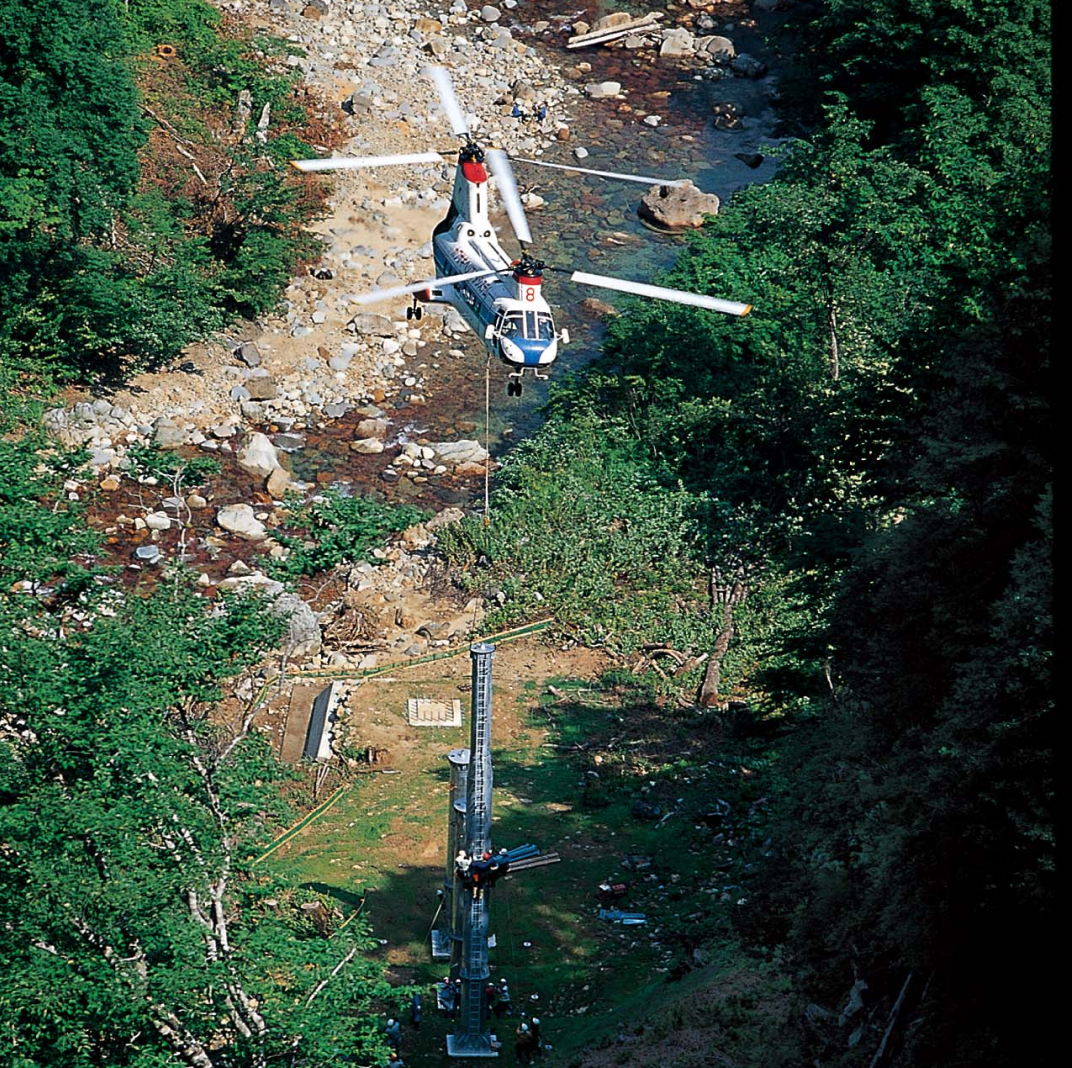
[
  {"left": 414, "top": 305, "right": 422, "bottom": 321},
  {"left": 405, "top": 306, "right": 413, "bottom": 320},
  {"left": 507, "top": 379, "right": 523, "bottom": 397}
]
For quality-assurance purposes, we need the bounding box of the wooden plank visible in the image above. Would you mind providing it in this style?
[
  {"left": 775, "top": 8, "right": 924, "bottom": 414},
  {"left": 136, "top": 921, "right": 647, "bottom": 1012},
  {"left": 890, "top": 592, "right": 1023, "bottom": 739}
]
[{"left": 567, "top": 12, "right": 663, "bottom": 49}]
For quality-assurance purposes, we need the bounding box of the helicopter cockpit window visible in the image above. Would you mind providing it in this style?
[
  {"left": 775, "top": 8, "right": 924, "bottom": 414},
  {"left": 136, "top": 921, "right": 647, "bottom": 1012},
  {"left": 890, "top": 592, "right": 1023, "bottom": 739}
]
[
  {"left": 500, "top": 314, "right": 522, "bottom": 338},
  {"left": 523, "top": 311, "right": 538, "bottom": 338},
  {"left": 536, "top": 313, "right": 554, "bottom": 340}
]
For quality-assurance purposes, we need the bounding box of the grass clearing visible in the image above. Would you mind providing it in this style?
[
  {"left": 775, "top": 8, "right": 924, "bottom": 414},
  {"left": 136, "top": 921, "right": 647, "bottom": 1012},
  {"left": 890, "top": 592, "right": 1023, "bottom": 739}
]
[{"left": 256, "top": 639, "right": 786, "bottom": 1066}]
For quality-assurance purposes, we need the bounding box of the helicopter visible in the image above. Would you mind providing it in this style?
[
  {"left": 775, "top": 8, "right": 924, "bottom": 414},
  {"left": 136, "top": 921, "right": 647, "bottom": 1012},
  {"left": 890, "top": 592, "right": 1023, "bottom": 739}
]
[{"left": 294, "top": 66, "right": 751, "bottom": 397}]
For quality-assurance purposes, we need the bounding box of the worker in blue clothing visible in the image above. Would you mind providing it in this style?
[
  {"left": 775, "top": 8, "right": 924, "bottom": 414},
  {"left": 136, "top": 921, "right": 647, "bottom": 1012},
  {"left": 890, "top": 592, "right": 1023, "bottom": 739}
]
[{"left": 384, "top": 1017, "right": 401, "bottom": 1051}]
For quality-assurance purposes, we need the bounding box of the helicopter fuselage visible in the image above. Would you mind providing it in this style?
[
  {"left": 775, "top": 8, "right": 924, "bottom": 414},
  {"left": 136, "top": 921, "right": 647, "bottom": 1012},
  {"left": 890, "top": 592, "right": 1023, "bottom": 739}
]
[{"left": 423, "top": 155, "right": 562, "bottom": 379}]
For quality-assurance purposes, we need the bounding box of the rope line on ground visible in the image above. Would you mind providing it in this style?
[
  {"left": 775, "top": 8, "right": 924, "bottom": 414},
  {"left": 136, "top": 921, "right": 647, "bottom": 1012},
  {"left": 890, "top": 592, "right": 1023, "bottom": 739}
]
[{"left": 249, "top": 784, "right": 349, "bottom": 867}]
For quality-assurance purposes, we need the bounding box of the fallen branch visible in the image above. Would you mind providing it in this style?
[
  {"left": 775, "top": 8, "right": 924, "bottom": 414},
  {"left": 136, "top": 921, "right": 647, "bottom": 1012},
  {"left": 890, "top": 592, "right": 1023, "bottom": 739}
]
[{"left": 870, "top": 972, "right": 913, "bottom": 1068}]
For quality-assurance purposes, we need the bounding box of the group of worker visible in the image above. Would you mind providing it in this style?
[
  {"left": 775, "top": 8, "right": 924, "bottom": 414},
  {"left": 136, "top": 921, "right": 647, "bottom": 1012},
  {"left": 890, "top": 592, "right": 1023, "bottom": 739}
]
[
  {"left": 510, "top": 101, "right": 549, "bottom": 123},
  {"left": 514, "top": 1017, "right": 543, "bottom": 1065},
  {"left": 433, "top": 975, "right": 548, "bottom": 1061},
  {"left": 455, "top": 847, "right": 511, "bottom": 898}
]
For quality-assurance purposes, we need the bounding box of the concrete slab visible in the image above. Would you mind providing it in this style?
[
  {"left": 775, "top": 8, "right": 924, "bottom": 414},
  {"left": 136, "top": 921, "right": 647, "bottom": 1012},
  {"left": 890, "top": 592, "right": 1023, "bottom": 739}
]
[{"left": 280, "top": 682, "right": 343, "bottom": 763}]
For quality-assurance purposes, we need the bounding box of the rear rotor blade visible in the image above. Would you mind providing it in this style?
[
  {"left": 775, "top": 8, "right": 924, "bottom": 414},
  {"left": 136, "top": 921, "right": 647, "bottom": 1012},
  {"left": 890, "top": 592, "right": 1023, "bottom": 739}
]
[
  {"left": 351, "top": 268, "right": 504, "bottom": 306},
  {"left": 512, "top": 157, "right": 687, "bottom": 187},
  {"left": 570, "top": 272, "right": 752, "bottom": 316},
  {"left": 426, "top": 66, "right": 470, "bottom": 138},
  {"left": 292, "top": 152, "right": 444, "bottom": 172},
  {"left": 485, "top": 148, "right": 533, "bottom": 245}
]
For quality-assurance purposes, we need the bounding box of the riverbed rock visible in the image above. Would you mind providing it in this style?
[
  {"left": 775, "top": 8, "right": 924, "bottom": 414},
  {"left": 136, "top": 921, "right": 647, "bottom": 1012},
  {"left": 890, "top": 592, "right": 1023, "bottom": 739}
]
[
  {"left": 144, "top": 511, "right": 172, "bottom": 531},
  {"left": 731, "top": 53, "right": 768, "bottom": 78},
  {"left": 349, "top": 312, "right": 395, "bottom": 336},
  {"left": 585, "top": 81, "right": 621, "bottom": 99},
  {"left": 351, "top": 438, "right": 386, "bottom": 454},
  {"left": 638, "top": 181, "right": 720, "bottom": 230},
  {"left": 245, "top": 375, "right": 279, "bottom": 402},
  {"left": 429, "top": 440, "right": 490, "bottom": 467},
  {"left": 216, "top": 503, "right": 268, "bottom": 541},
  {"left": 234, "top": 341, "right": 262, "bottom": 368},
  {"left": 152, "top": 418, "right": 188, "bottom": 449},
  {"left": 266, "top": 466, "right": 291, "bottom": 498},
  {"left": 659, "top": 29, "right": 696, "bottom": 58},
  {"left": 269, "top": 591, "right": 322, "bottom": 659},
  {"left": 237, "top": 432, "right": 282, "bottom": 479}
]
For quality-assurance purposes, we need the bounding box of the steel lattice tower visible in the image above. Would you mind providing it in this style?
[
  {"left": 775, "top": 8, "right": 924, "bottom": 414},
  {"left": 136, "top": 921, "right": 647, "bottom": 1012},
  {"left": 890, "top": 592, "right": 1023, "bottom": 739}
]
[{"left": 446, "top": 643, "right": 498, "bottom": 1057}]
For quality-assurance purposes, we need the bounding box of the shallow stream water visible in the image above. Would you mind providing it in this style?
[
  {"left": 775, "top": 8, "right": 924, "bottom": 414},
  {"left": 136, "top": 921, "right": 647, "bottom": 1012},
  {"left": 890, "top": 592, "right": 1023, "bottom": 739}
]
[
  {"left": 93, "top": 2, "right": 788, "bottom": 584},
  {"left": 297, "top": 0, "right": 788, "bottom": 494}
]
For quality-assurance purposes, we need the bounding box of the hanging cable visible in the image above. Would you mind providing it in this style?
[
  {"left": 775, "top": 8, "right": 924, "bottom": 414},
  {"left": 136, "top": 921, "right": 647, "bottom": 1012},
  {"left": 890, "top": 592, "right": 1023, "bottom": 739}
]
[{"left": 484, "top": 357, "right": 492, "bottom": 527}]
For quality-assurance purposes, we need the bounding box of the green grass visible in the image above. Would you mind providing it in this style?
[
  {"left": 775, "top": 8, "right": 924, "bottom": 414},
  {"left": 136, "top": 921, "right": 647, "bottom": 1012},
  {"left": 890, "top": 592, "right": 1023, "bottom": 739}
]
[{"left": 258, "top": 666, "right": 787, "bottom": 1066}]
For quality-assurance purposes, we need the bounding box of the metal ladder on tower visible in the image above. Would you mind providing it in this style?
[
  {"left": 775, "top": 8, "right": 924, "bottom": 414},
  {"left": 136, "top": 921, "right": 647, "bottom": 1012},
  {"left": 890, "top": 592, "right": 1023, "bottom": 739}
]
[{"left": 463, "top": 894, "right": 488, "bottom": 1037}]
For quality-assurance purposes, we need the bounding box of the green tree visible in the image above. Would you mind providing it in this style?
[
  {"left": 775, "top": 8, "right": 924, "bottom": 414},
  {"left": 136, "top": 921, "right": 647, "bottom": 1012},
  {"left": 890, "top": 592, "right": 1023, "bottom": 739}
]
[{"left": 0, "top": 438, "right": 392, "bottom": 1067}]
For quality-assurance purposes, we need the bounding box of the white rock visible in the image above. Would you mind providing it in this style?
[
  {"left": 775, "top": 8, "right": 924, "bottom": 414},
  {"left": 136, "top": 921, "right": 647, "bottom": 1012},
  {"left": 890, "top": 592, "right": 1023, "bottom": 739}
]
[
  {"left": 216, "top": 504, "right": 268, "bottom": 541},
  {"left": 429, "top": 439, "right": 490, "bottom": 466},
  {"left": 351, "top": 438, "right": 386, "bottom": 454},
  {"left": 584, "top": 81, "right": 621, "bottom": 99},
  {"left": 144, "top": 511, "right": 172, "bottom": 531},
  {"left": 236, "top": 432, "right": 281, "bottom": 479}
]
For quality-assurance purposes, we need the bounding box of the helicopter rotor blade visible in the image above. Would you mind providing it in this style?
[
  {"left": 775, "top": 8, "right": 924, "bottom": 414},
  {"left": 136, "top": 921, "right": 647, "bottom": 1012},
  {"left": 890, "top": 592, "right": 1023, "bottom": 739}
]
[
  {"left": 570, "top": 271, "right": 752, "bottom": 317},
  {"left": 485, "top": 148, "right": 534, "bottom": 246},
  {"left": 291, "top": 152, "right": 444, "bottom": 172},
  {"left": 511, "top": 157, "right": 687, "bottom": 187},
  {"left": 426, "top": 65, "right": 470, "bottom": 138},
  {"left": 350, "top": 268, "right": 505, "bottom": 306}
]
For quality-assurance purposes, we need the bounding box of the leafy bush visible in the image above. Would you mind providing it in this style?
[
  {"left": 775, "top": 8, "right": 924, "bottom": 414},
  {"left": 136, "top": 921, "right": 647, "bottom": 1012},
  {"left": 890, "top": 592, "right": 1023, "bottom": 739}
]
[
  {"left": 124, "top": 442, "right": 221, "bottom": 487},
  {"left": 263, "top": 491, "right": 425, "bottom": 580}
]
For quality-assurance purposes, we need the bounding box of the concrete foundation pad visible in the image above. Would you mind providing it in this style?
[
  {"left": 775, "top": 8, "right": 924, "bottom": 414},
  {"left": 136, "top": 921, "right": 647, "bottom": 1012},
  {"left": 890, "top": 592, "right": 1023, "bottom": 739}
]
[
  {"left": 446, "top": 1035, "right": 499, "bottom": 1058},
  {"left": 407, "top": 697, "right": 463, "bottom": 727}
]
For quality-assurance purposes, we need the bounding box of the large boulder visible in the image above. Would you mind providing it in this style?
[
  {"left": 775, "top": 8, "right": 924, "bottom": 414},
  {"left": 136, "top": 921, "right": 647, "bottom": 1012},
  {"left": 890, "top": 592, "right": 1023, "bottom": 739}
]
[
  {"left": 269, "top": 592, "right": 322, "bottom": 659},
  {"left": 349, "top": 312, "right": 394, "bottom": 336},
  {"left": 429, "top": 440, "right": 490, "bottom": 467},
  {"left": 584, "top": 81, "right": 622, "bottom": 99},
  {"left": 153, "top": 417, "right": 189, "bottom": 449},
  {"left": 638, "top": 181, "right": 720, "bottom": 230},
  {"left": 659, "top": 29, "right": 696, "bottom": 58},
  {"left": 591, "top": 12, "right": 634, "bottom": 33},
  {"left": 237, "top": 432, "right": 281, "bottom": 479},
  {"left": 216, "top": 503, "right": 268, "bottom": 541},
  {"left": 698, "top": 35, "right": 736, "bottom": 62}
]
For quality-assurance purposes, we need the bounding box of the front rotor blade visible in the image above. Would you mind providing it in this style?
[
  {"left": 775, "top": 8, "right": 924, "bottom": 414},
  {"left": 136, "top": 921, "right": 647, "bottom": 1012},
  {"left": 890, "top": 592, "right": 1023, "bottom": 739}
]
[
  {"left": 570, "top": 272, "right": 752, "bottom": 316},
  {"left": 426, "top": 66, "right": 469, "bottom": 138},
  {"left": 292, "top": 152, "right": 444, "bottom": 172},
  {"left": 512, "top": 157, "right": 687, "bottom": 187},
  {"left": 485, "top": 149, "right": 533, "bottom": 245},
  {"left": 351, "top": 268, "right": 504, "bottom": 306}
]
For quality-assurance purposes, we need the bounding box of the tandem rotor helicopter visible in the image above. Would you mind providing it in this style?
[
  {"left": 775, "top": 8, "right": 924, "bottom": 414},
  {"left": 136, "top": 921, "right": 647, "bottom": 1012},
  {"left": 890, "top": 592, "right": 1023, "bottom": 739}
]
[{"left": 294, "top": 66, "right": 750, "bottom": 397}]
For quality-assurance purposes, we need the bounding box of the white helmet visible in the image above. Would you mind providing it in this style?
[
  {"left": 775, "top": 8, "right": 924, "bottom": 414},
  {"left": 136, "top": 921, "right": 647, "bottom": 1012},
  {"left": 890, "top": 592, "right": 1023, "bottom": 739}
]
[{"left": 532, "top": 1018, "right": 540, "bottom": 1026}]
